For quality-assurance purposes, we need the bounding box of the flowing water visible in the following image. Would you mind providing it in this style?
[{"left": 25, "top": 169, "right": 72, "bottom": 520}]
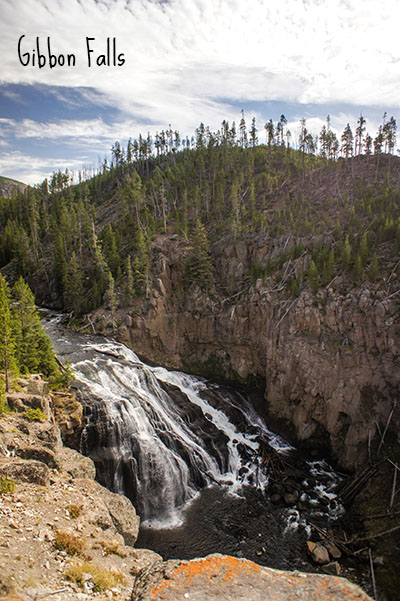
[{"left": 45, "top": 314, "right": 344, "bottom": 571}]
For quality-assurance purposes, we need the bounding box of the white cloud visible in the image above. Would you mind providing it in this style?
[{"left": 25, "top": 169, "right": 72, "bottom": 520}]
[
  {"left": 1, "top": 0, "right": 400, "bottom": 132},
  {"left": 2, "top": 0, "right": 400, "bottom": 183},
  {"left": 0, "top": 150, "right": 88, "bottom": 185}
]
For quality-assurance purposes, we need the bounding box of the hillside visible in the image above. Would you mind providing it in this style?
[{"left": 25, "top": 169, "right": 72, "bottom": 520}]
[{"left": 0, "top": 175, "right": 27, "bottom": 198}]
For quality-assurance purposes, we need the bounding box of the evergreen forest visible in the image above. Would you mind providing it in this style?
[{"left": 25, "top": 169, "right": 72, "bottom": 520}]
[{"left": 0, "top": 113, "right": 399, "bottom": 320}]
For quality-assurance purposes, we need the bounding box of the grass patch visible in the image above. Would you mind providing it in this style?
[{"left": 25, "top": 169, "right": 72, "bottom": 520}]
[
  {"left": 0, "top": 476, "right": 16, "bottom": 495},
  {"left": 54, "top": 529, "right": 86, "bottom": 556},
  {"left": 66, "top": 504, "right": 82, "bottom": 519},
  {"left": 64, "top": 561, "right": 126, "bottom": 592},
  {"left": 0, "top": 399, "right": 10, "bottom": 417},
  {"left": 23, "top": 407, "right": 47, "bottom": 422},
  {"left": 99, "top": 540, "right": 127, "bottom": 558}
]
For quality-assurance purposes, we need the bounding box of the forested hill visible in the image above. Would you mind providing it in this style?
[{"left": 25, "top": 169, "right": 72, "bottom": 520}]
[{"left": 0, "top": 115, "right": 399, "bottom": 318}]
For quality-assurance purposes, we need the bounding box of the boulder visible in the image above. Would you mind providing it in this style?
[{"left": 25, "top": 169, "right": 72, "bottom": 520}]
[
  {"left": 26, "top": 420, "right": 61, "bottom": 450},
  {"left": 56, "top": 447, "right": 96, "bottom": 480},
  {"left": 80, "top": 479, "right": 140, "bottom": 546},
  {"left": 325, "top": 541, "right": 342, "bottom": 560},
  {"left": 0, "top": 459, "right": 50, "bottom": 486},
  {"left": 6, "top": 393, "right": 51, "bottom": 419},
  {"left": 132, "top": 554, "right": 373, "bottom": 600},
  {"left": 307, "top": 541, "right": 330, "bottom": 564},
  {"left": 14, "top": 446, "right": 58, "bottom": 469},
  {"left": 322, "top": 561, "right": 341, "bottom": 576},
  {"left": 96, "top": 482, "right": 140, "bottom": 546},
  {"left": 51, "top": 391, "right": 83, "bottom": 448},
  {"left": 284, "top": 492, "right": 299, "bottom": 506}
]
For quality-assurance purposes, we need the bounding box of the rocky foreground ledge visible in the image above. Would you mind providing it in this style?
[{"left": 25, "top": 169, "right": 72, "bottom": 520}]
[
  {"left": 0, "top": 376, "right": 372, "bottom": 601},
  {"left": 133, "top": 554, "right": 372, "bottom": 601}
]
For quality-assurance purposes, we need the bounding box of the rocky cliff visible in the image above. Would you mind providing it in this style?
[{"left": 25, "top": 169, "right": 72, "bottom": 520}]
[
  {"left": 0, "top": 176, "right": 26, "bottom": 198},
  {"left": 92, "top": 232, "right": 400, "bottom": 472}
]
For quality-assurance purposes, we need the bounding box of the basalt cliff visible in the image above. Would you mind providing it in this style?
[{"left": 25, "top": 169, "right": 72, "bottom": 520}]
[{"left": 93, "top": 229, "right": 399, "bottom": 473}]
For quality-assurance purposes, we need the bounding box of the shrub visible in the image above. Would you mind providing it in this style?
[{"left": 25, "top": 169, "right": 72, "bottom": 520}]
[
  {"left": 0, "top": 378, "right": 10, "bottom": 417},
  {"left": 0, "top": 476, "right": 16, "bottom": 495},
  {"left": 23, "top": 407, "right": 47, "bottom": 422},
  {"left": 49, "top": 360, "right": 74, "bottom": 391},
  {"left": 99, "top": 540, "right": 127, "bottom": 557},
  {"left": 0, "top": 399, "right": 10, "bottom": 417},
  {"left": 54, "top": 529, "right": 85, "bottom": 556}
]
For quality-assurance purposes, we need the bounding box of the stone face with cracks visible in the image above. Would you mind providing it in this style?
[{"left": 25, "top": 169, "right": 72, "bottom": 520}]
[{"left": 132, "top": 554, "right": 373, "bottom": 601}]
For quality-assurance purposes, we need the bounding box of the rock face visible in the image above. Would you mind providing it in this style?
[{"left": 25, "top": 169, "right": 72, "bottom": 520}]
[
  {"left": 108, "top": 234, "right": 400, "bottom": 470},
  {"left": 132, "top": 554, "right": 373, "bottom": 601},
  {"left": 0, "top": 175, "right": 26, "bottom": 198}
]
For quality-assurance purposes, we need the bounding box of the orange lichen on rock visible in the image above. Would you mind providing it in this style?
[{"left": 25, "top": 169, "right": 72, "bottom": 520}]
[
  {"left": 150, "top": 555, "right": 262, "bottom": 597},
  {"left": 135, "top": 553, "right": 374, "bottom": 601},
  {"left": 171, "top": 554, "right": 261, "bottom": 582}
]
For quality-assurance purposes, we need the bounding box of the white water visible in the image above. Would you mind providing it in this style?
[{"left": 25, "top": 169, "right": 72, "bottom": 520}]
[{"left": 57, "top": 337, "right": 289, "bottom": 527}]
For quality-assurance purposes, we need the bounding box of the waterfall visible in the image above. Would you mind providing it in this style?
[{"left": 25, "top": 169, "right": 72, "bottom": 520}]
[
  {"left": 66, "top": 338, "right": 292, "bottom": 527},
  {"left": 45, "top": 315, "right": 341, "bottom": 535}
]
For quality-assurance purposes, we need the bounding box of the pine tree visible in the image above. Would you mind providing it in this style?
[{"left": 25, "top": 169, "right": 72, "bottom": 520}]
[
  {"left": 352, "top": 254, "right": 363, "bottom": 283},
  {"left": 185, "top": 219, "right": 214, "bottom": 290},
  {"left": 369, "top": 252, "right": 379, "bottom": 282},
  {"left": 265, "top": 119, "right": 274, "bottom": 146},
  {"left": 365, "top": 134, "right": 373, "bottom": 155},
  {"left": 355, "top": 115, "right": 366, "bottom": 155},
  {"left": 239, "top": 110, "right": 248, "bottom": 148},
  {"left": 0, "top": 275, "right": 18, "bottom": 391},
  {"left": 322, "top": 249, "right": 335, "bottom": 285},
  {"left": 121, "top": 256, "right": 135, "bottom": 305},
  {"left": 102, "top": 224, "right": 121, "bottom": 277},
  {"left": 62, "top": 251, "right": 84, "bottom": 313},
  {"left": 279, "top": 114, "right": 287, "bottom": 146},
  {"left": 374, "top": 126, "right": 384, "bottom": 154},
  {"left": 11, "top": 276, "right": 37, "bottom": 373},
  {"left": 360, "top": 232, "right": 368, "bottom": 265},
  {"left": 319, "top": 125, "right": 328, "bottom": 158},
  {"left": 11, "top": 277, "right": 57, "bottom": 376},
  {"left": 341, "top": 124, "right": 354, "bottom": 158},
  {"left": 132, "top": 228, "right": 149, "bottom": 293},
  {"left": 308, "top": 259, "right": 319, "bottom": 293},
  {"left": 104, "top": 271, "right": 117, "bottom": 330},
  {"left": 250, "top": 117, "right": 258, "bottom": 147},
  {"left": 341, "top": 235, "right": 352, "bottom": 270}
]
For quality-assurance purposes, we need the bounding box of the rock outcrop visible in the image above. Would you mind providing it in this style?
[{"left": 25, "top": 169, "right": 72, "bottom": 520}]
[
  {"left": 0, "top": 376, "right": 153, "bottom": 601},
  {"left": 0, "top": 175, "right": 26, "bottom": 199},
  {"left": 132, "top": 554, "right": 373, "bottom": 601},
  {"left": 103, "top": 234, "right": 400, "bottom": 471}
]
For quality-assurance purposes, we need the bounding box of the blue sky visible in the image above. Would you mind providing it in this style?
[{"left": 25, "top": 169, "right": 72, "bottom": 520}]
[{"left": 1, "top": 0, "right": 400, "bottom": 185}]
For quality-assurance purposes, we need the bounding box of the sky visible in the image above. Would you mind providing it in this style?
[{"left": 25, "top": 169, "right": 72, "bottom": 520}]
[{"left": 0, "top": 0, "right": 400, "bottom": 185}]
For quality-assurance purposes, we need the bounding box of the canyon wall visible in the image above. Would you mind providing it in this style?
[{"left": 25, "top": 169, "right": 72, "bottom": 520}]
[{"left": 104, "top": 234, "right": 400, "bottom": 470}]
